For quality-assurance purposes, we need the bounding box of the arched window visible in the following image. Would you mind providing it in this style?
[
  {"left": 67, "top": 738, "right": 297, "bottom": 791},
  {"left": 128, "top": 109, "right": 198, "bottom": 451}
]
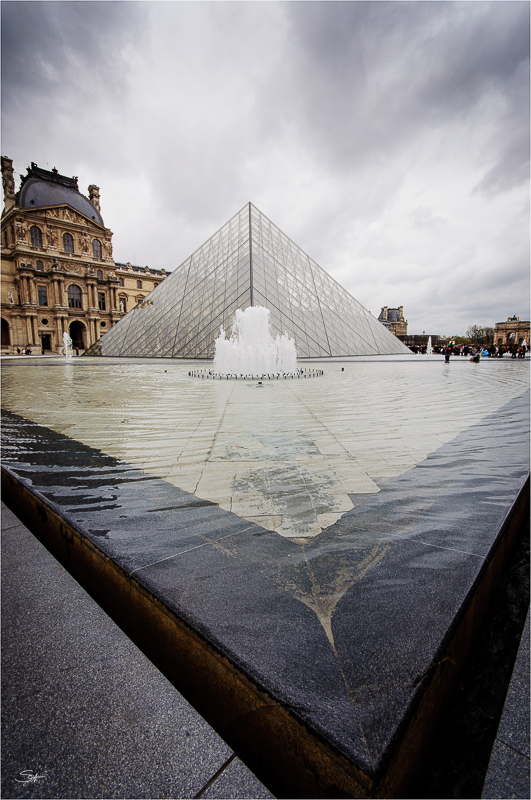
[
  {"left": 63, "top": 233, "right": 74, "bottom": 253},
  {"left": 36, "top": 260, "right": 44, "bottom": 272},
  {"left": 67, "top": 284, "right": 82, "bottom": 309},
  {"left": 92, "top": 239, "right": 102, "bottom": 258},
  {"left": 118, "top": 277, "right": 124, "bottom": 287},
  {"left": 137, "top": 279, "right": 142, "bottom": 289},
  {"left": 96, "top": 270, "right": 103, "bottom": 280},
  {"left": 30, "top": 226, "right": 43, "bottom": 248}
]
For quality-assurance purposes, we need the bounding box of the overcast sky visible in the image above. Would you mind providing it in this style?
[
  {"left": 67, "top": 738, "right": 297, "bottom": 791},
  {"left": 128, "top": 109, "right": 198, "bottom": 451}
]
[{"left": 2, "top": 0, "right": 529, "bottom": 335}]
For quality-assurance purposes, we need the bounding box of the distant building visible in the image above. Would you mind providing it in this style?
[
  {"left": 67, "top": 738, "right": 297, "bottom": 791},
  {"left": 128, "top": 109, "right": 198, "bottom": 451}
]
[
  {"left": 378, "top": 306, "right": 407, "bottom": 337},
  {"left": 494, "top": 316, "right": 530, "bottom": 349},
  {"left": 1, "top": 157, "right": 166, "bottom": 353}
]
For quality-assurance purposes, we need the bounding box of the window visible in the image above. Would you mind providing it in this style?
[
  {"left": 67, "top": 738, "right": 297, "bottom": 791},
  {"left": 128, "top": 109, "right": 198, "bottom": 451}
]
[
  {"left": 67, "top": 284, "right": 82, "bottom": 309},
  {"left": 37, "top": 285, "right": 48, "bottom": 306},
  {"left": 137, "top": 280, "right": 142, "bottom": 289},
  {"left": 119, "top": 297, "right": 127, "bottom": 313},
  {"left": 97, "top": 270, "right": 103, "bottom": 280},
  {"left": 98, "top": 291, "right": 106, "bottom": 311},
  {"left": 92, "top": 239, "right": 102, "bottom": 258},
  {"left": 30, "top": 226, "right": 43, "bottom": 248},
  {"left": 118, "top": 277, "right": 124, "bottom": 287},
  {"left": 63, "top": 233, "right": 74, "bottom": 253},
  {"left": 36, "top": 260, "right": 44, "bottom": 272}
]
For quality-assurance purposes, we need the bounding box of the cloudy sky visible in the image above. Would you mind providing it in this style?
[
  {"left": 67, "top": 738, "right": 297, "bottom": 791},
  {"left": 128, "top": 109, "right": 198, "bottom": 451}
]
[{"left": 2, "top": 0, "right": 529, "bottom": 335}]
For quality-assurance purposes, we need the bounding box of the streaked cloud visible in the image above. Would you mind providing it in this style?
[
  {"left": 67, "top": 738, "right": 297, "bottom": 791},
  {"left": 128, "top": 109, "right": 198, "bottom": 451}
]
[{"left": 2, "top": 0, "right": 528, "bottom": 335}]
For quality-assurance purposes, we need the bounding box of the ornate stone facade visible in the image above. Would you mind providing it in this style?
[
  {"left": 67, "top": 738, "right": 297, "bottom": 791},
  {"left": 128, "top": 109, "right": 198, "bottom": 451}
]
[
  {"left": 1, "top": 158, "right": 166, "bottom": 353},
  {"left": 378, "top": 305, "right": 408, "bottom": 337},
  {"left": 494, "top": 316, "right": 530, "bottom": 349}
]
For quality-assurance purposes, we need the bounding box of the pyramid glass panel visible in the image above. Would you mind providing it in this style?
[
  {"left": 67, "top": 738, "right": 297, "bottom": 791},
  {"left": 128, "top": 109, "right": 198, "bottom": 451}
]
[{"left": 93, "top": 203, "right": 411, "bottom": 358}]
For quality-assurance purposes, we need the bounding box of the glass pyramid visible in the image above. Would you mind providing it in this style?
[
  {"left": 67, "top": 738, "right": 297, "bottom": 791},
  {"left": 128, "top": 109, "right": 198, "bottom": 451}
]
[{"left": 94, "top": 203, "right": 411, "bottom": 358}]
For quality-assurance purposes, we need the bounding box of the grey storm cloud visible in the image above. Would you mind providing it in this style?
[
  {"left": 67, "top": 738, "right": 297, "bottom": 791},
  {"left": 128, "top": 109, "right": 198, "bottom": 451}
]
[
  {"left": 267, "top": 1, "right": 530, "bottom": 173},
  {"left": 1, "top": 1, "right": 145, "bottom": 99},
  {"left": 1, "top": 1, "right": 529, "bottom": 335}
]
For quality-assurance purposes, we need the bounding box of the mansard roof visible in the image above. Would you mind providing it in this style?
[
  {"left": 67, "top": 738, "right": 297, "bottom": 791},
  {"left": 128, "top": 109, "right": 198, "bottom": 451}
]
[{"left": 17, "top": 163, "right": 104, "bottom": 226}]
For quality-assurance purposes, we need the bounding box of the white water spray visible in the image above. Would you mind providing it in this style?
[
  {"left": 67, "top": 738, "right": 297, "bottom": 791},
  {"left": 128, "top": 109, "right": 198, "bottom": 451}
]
[
  {"left": 63, "top": 331, "right": 73, "bottom": 360},
  {"left": 213, "top": 306, "right": 297, "bottom": 377}
]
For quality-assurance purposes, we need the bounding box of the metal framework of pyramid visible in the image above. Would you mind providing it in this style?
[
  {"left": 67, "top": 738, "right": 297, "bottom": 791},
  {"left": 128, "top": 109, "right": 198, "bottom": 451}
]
[{"left": 94, "top": 203, "right": 411, "bottom": 358}]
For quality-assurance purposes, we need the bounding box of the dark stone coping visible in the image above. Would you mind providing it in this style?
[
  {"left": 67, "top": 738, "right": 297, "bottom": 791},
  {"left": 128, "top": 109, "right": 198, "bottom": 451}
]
[{"left": 1, "top": 390, "right": 529, "bottom": 798}]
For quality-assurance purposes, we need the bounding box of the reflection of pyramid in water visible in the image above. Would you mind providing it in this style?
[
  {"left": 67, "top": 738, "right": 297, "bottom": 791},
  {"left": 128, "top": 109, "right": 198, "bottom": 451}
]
[{"left": 96, "top": 203, "right": 411, "bottom": 358}]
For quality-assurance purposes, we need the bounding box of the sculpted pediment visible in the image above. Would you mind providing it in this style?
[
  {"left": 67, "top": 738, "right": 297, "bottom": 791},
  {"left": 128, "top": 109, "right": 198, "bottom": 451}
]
[{"left": 43, "top": 205, "right": 104, "bottom": 230}]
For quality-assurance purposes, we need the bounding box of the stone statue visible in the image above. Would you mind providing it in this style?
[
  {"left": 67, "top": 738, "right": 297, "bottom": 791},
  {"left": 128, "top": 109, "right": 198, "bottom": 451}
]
[
  {"left": 1, "top": 156, "right": 16, "bottom": 212},
  {"left": 7, "top": 290, "right": 14, "bottom": 304},
  {"left": 88, "top": 185, "right": 101, "bottom": 211},
  {"left": 16, "top": 219, "right": 27, "bottom": 242},
  {"left": 105, "top": 239, "right": 113, "bottom": 257}
]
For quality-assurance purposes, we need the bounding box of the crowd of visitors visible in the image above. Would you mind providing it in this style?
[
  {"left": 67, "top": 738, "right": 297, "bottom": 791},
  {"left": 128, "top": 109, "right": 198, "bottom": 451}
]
[{"left": 410, "top": 343, "right": 528, "bottom": 359}]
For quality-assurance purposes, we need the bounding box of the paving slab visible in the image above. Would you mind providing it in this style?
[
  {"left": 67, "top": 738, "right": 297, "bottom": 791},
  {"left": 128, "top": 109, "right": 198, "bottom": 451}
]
[
  {"left": 1, "top": 356, "right": 529, "bottom": 797},
  {"left": 1, "top": 503, "right": 272, "bottom": 799},
  {"left": 482, "top": 613, "right": 530, "bottom": 800}
]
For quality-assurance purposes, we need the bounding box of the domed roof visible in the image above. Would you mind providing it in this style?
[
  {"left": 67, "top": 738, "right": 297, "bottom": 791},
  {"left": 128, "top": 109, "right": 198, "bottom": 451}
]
[{"left": 17, "top": 164, "right": 104, "bottom": 226}]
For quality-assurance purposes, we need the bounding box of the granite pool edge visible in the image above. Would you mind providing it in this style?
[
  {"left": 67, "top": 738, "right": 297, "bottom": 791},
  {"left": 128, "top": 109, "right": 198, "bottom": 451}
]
[{"left": 2, "top": 456, "right": 529, "bottom": 799}]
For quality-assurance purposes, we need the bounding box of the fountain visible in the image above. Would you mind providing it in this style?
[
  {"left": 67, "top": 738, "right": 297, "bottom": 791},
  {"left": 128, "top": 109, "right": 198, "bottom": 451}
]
[
  {"left": 190, "top": 306, "right": 322, "bottom": 380},
  {"left": 63, "top": 331, "right": 73, "bottom": 360},
  {"left": 427, "top": 336, "right": 433, "bottom": 355}
]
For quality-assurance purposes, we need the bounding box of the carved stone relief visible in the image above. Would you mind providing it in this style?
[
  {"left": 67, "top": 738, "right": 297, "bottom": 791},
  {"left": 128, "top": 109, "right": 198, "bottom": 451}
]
[
  {"left": 44, "top": 226, "right": 57, "bottom": 248},
  {"left": 16, "top": 219, "right": 28, "bottom": 242},
  {"left": 45, "top": 207, "right": 91, "bottom": 227}
]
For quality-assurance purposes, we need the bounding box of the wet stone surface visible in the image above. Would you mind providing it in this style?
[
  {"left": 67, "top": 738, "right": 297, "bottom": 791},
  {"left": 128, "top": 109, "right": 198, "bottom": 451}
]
[
  {"left": 1, "top": 358, "right": 529, "bottom": 786},
  {"left": 2, "top": 356, "right": 529, "bottom": 538}
]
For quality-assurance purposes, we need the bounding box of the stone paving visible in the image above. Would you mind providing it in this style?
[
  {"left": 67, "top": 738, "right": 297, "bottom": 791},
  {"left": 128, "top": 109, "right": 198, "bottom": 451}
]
[
  {"left": 1, "top": 354, "right": 529, "bottom": 538},
  {"left": 1, "top": 502, "right": 273, "bottom": 800}
]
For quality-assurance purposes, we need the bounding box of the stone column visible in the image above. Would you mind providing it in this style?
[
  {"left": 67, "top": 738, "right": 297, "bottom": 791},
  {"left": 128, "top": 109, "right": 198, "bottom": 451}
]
[
  {"left": 25, "top": 315, "right": 32, "bottom": 344},
  {"left": 85, "top": 281, "right": 95, "bottom": 309},
  {"left": 31, "top": 315, "right": 38, "bottom": 344},
  {"left": 53, "top": 278, "right": 65, "bottom": 307},
  {"left": 28, "top": 277, "right": 37, "bottom": 306}
]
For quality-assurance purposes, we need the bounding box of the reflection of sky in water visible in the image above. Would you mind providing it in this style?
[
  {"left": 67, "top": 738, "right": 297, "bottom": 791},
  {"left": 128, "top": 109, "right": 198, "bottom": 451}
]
[{"left": 2, "top": 356, "right": 529, "bottom": 538}]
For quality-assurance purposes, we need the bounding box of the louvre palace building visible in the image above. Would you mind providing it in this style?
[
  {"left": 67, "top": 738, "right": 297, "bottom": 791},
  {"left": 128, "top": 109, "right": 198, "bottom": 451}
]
[{"left": 1, "top": 157, "right": 166, "bottom": 353}]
